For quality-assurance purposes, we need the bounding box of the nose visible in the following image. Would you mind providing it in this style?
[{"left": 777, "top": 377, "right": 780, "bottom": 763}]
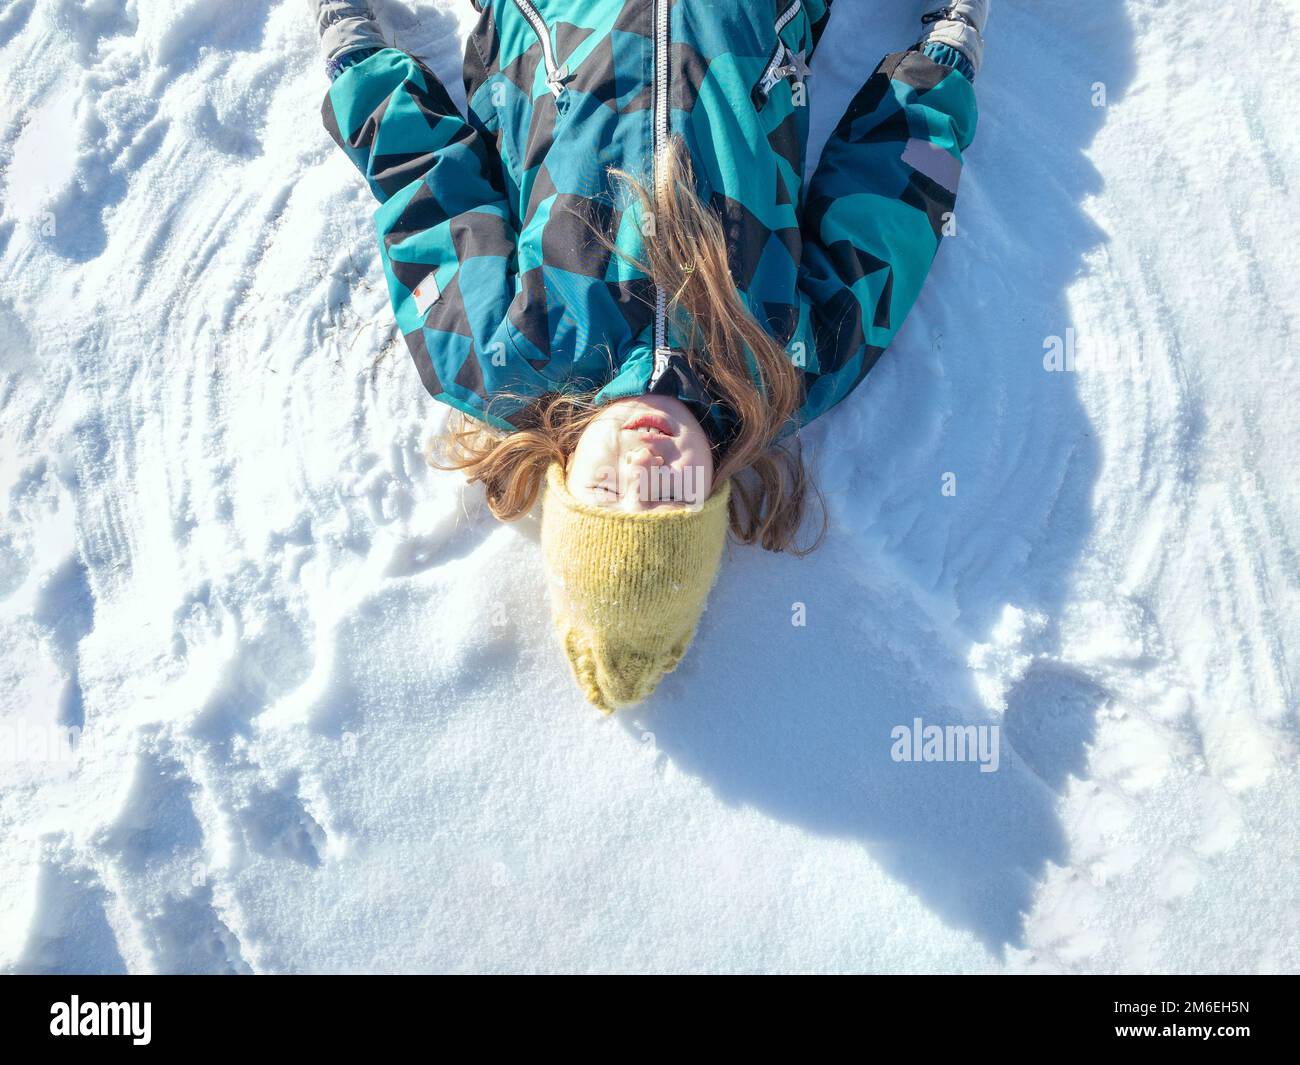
[{"left": 626, "top": 443, "right": 665, "bottom": 468}]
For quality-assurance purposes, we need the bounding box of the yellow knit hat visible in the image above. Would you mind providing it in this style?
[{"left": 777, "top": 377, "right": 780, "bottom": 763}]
[{"left": 541, "top": 461, "right": 731, "bottom": 714}]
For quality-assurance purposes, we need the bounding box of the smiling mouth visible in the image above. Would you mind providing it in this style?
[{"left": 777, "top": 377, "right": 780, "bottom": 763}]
[{"left": 622, "top": 413, "right": 675, "bottom": 436}]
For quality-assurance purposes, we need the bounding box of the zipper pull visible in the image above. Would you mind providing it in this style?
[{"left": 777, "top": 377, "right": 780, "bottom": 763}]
[
  {"left": 650, "top": 346, "right": 674, "bottom": 388},
  {"left": 759, "top": 44, "right": 791, "bottom": 95},
  {"left": 546, "top": 64, "right": 569, "bottom": 98}
]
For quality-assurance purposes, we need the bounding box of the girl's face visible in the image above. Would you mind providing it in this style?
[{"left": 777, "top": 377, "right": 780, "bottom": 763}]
[{"left": 566, "top": 395, "right": 715, "bottom": 510}]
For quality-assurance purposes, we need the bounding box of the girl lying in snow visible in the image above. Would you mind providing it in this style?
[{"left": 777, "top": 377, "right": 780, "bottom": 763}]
[{"left": 308, "top": 0, "right": 988, "bottom": 712}]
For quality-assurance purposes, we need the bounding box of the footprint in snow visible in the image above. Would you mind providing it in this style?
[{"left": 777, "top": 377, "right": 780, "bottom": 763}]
[
  {"left": 239, "top": 778, "right": 328, "bottom": 869},
  {"left": 7, "top": 856, "right": 128, "bottom": 975}
]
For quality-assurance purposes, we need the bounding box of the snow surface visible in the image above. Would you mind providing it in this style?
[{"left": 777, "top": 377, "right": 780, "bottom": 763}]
[{"left": 1, "top": 0, "right": 1297, "bottom": 974}]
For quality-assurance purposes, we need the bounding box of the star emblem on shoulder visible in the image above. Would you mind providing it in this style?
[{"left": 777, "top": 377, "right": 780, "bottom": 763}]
[{"left": 784, "top": 48, "right": 812, "bottom": 85}]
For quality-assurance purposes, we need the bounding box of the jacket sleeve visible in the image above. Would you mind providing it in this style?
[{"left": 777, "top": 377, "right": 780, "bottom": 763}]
[
  {"left": 794, "top": 49, "right": 977, "bottom": 427},
  {"left": 323, "top": 48, "right": 544, "bottom": 429}
]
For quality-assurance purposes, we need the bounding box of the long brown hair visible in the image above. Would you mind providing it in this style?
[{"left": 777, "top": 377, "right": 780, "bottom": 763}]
[{"left": 429, "top": 136, "right": 825, "bottom": 554}]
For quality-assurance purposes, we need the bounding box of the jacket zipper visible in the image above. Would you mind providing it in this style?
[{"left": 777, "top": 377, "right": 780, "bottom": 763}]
[
  {"left": 511, "top": 0, "right": 568, "bottom": 97},
  {"left": 650, "top": 0, "right": 671, "bottom": 378},
  {"left": 756, "top": 0, "right": 803, "bottom": 98}
]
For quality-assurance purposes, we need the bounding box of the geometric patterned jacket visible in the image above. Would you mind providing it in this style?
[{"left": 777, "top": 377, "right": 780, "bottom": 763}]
[{"left": 322, "top": 1, "right": 978, "bottom": 451}]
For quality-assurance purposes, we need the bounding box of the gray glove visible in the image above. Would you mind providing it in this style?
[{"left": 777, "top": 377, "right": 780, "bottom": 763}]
[
  {"left": 307, "top": 0, "right": 386, "bottom": 65},
  {"left": 920, "top": 1, "right": 991, "bottom": 78}
]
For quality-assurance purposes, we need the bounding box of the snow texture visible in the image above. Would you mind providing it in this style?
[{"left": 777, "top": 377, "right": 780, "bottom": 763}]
[{"left": 0, "top": 0, "right": 1297, "bottom": 974}]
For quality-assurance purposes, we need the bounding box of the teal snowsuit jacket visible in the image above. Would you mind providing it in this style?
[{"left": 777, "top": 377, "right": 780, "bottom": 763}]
[{"left": 322, "top": 0, "right": 977, "bottom": 449}]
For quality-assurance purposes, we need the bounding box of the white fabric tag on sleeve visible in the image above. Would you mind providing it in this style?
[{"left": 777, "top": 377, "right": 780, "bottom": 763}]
[
  {"left": 901, "top": 137, "right": 962, "bottom": 194},
  {"left": 412, "top": 272, "right": 441, "bottom": 316}
]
